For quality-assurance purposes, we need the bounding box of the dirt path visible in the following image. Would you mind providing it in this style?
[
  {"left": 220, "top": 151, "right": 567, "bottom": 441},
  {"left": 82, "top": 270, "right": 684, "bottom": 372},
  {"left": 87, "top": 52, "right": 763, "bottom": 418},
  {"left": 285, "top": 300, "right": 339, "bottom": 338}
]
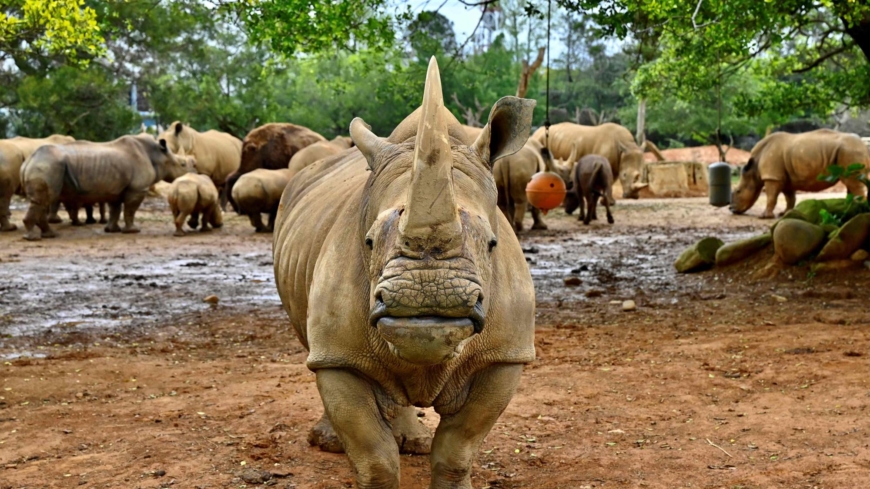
[{"left": 2, "top": 194, "right": 869, "bottom": 488}]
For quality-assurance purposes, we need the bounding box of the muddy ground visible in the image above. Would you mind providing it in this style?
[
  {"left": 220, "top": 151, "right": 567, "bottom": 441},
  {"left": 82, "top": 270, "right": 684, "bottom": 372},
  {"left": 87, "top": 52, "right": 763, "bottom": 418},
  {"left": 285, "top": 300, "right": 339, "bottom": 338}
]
[{"left": 1, "top": 193, "right": 869, "bottom": 489}]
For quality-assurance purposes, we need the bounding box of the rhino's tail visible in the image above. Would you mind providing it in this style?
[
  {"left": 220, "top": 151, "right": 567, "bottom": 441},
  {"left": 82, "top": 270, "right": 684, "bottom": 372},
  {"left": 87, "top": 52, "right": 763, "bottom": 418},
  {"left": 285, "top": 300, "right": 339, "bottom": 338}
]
[{"left": 62, "top": 161, "right": 83, "bottom": 194}]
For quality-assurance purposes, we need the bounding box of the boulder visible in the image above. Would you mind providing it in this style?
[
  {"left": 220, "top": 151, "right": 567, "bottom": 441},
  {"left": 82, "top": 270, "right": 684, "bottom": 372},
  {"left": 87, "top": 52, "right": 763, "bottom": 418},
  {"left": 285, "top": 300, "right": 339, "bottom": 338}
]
[
  {"left": 773, "top": 219, "right": 826, "bottom": 265},
  {"left": 794, "top": 198, "right": 865, "bottom": 225},
  {"left": 675, "top": 237, "right": 724, "bottom": 273},
  {"left": 715, "top": 233, "right": 772, "bottom": 266},
  {"left": 770, "top": 209, "right": 808, "bottom": 235},
  {"left": 815, "top": 213, "right": 870, "bottom": 261},
  {"left": 851, "top": 249, "right": 869, "bottom": 262}
]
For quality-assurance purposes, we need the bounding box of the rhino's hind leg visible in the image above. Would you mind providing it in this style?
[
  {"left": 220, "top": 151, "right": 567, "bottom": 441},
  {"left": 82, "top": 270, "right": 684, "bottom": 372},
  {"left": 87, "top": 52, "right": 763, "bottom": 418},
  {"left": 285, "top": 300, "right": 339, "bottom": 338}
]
[
  {"left": 98, "top": 203, "right": 107, "bottom": 224},
  {"left": 391, "top": 405, "right": 432, "bottom": 455},
  {"left": 187, "top": 211, "right": 200, "bottom": 230},
  {"left": 315, "top": 369, "right": 400, "bottom": 489},
  {"left": 84, "top": 204, "right": 97, "bottom": 225},
  {"left": 780, "top": 190, "right": 796, "bottom": 217},
  {"left": 307, "top": 413, "right": 345, "bottom": 453},
  {"left": 0, "top": 186, "right": 17, "bottom": 231},
  {"left": 47, "top": 201, "right": 62, "bottom": 224},
  {"left": 248, "top": 212, "right": 269, "bottom": 233},
  {"left": 431, "top": 364, "right": 523, "bottom": 489},
  {"left": 530, "top": 205, "right": 547, "bottom": 230}
]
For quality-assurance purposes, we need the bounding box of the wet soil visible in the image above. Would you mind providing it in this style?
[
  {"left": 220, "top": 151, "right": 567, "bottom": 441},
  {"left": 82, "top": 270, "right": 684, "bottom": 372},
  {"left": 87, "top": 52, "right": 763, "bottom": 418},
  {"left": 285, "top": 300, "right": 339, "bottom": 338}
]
[{"left": 1, "top": 194, "right": 869, "bottom": 489}]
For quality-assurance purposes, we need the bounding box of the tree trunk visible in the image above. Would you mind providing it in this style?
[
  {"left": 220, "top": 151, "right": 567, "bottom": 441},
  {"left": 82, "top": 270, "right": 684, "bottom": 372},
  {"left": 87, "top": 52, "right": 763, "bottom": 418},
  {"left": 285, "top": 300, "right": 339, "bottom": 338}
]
[
  {"left": 516, "top": 47, "right": 546, "bottom": 99},
  {"left": 635, "top": 98, "right": 647, "bottom": 145}
]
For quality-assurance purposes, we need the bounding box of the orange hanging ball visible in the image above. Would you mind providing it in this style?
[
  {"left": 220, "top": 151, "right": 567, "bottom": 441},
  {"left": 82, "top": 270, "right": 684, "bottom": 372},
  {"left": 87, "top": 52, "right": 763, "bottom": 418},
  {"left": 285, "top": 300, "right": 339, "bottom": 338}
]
[{"left": 525, "top": 171, "right": 567, "bottom": 215}]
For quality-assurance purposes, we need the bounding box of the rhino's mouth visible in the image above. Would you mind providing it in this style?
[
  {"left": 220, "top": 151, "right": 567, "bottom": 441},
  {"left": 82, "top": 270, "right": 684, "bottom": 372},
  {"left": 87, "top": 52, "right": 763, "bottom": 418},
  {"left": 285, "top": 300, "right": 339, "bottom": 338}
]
[{"left": 368, "top": 297, "right": 485, "bottom": 333}]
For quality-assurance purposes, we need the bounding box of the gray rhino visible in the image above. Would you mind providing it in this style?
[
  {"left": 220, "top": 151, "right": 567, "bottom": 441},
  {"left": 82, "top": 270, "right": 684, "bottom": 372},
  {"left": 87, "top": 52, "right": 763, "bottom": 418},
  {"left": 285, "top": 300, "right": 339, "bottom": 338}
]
[
  {"left": 21, "top": 134, "right": 189, "bottom": 240},
  {"left": 564, "top": 154, "right": 615, "bottom": 225},
  {"left": 730, "top": 129, "right": 870, "bottom": 218},
  {"left": 272, "top": 58, "right": 536, "bottom": 488},
  {"left": 0, "top": 135, "right": 75, "bottom": 231}
]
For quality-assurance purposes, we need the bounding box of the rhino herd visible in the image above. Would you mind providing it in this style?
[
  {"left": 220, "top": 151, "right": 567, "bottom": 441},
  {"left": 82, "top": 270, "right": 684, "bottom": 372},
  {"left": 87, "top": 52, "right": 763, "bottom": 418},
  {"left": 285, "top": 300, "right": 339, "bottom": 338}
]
[{"left": 3, "top": 57, "right": 870, "bottom": 488}]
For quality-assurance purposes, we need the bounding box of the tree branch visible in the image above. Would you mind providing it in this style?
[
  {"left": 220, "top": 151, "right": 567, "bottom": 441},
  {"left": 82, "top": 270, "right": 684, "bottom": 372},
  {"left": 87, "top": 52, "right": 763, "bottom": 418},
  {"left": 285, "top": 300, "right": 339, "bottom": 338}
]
[{"left": 792, "top": 43, "right": 852, "bottom": 73}]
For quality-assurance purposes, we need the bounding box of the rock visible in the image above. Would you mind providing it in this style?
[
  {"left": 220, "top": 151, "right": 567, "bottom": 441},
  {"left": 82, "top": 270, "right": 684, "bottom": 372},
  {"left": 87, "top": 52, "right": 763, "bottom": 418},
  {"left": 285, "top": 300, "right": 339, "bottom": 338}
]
[
  {"left": 522, "top": 245, "right": 539, "bottom": 254},
  {"left": 240, "top": 468, "right": 272, "bottom": 485},
  {"left": 154, "top": 470, "right": 166, "bottom": 477},
  {"left": 794, "top": 198, "right": 865, "bottom": 225},
  {"left": 563, "top": 276, "right": 582, "bottom": 286},
  {"left": 571, "top": 264, "right": 589, "bottom": 273},
  {"left": 715, "top": 233, "right": 772, "bottom": 266},
  {"left": 815, "top": 213, "right": 870, "bottom": 261},
  {"left": 810, "top": 259, "right": 861, "bottom": 274},
  {"left": 851, "top": 249, "right": 869, "bottom": 261},
  {"left": 772, "top": 219, "right": 825, "bottom": 265},
  {"left": 770, "top": 209, "right": 809, "bottom": 234},
  {"left": 622, "top": 300, "right": 636, "bottom": 311},
  {"left": 585, "top": 288, "right": 604, "bottom": 298},
  {"left": 674, "top": 237, "right": 724, "bottom": 273},
  {"left": 203, "top": 295, "right": 219, "bottom": 304}
]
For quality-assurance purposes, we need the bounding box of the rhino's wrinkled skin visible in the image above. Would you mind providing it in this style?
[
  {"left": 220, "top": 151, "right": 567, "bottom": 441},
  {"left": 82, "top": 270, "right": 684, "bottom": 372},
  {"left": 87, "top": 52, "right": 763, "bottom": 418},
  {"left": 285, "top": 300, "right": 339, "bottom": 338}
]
[
  {"left": 0, "top": 135, "right": 75, "bottom": 231},
  {"left": 731, "top": 129, "right": 870, "bottom": 219},
  {"left": 21, "top": 135, "right": 189, "bottom": 240},
  {"left": 272, "top": 58, "right": 536, "bottom": 489},
  {"left": 531, "top": 122, "right": 647, "bottom": 199}
]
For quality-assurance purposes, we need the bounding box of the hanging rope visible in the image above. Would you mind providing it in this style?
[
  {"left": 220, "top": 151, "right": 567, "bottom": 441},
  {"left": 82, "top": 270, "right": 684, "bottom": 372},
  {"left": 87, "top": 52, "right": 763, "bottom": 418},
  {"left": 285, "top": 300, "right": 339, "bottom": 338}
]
[{"left": 544, "top": 0, "right": 551, "bottom": 147}]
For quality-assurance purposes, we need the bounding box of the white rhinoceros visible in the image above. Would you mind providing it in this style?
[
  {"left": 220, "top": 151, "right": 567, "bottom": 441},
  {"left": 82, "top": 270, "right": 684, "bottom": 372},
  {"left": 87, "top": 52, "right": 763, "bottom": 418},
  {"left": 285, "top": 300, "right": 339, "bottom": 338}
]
[{"left": 272, "top": 57, "right": 537, "bottom": 488}]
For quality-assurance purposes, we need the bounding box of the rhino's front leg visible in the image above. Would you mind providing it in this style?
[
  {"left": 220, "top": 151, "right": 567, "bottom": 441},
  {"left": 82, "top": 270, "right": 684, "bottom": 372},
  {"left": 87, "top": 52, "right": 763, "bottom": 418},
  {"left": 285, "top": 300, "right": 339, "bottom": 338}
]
[
  {"left": 316, "top": 368, "right": 400, "bottom": 489},
  {"left": 122, "top": 191, "right": 146, "bottom": 233},
  {"left": 761, "top": 180, "right": 781, "bottom": 219},
  {"left": 430, "top": 364, "right": 523, "bottom": 489}
]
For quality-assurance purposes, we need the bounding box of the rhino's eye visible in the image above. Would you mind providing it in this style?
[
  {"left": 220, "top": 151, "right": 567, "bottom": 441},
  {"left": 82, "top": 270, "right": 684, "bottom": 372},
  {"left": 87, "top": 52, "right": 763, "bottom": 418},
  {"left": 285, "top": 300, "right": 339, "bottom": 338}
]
[
  {"left": 365, "top": 237, "right": 373, "bottom": 249},
  {"left": 488, "top": 239, "right": 497, "bottom": 252}
]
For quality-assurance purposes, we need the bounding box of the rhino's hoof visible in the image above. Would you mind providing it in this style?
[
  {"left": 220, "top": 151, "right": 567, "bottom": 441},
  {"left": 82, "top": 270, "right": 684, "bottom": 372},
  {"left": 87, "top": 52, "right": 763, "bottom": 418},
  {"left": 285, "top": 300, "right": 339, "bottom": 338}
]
[
  {"left": 71, "top": 220, "right": 84, "bottom": 227},
  {"left": 760, "top": 213, "right": 775, "bottom": 220},
  {"left": 47, "top": 215, "right": 62, "bottom": 224},
  {"left": 173, "top": 230, "right": 186, "bottom": 237},
  {"left": 105, "top": 225, "right": 121, "bottom": 233},
  {"left": 1, "top": 223, "right": 17, "bottom": 232},
  {"left": 255, "top": 228, "right": 272, "bottom": 234},
  {"left": 200, "top": 226, "right": 212, "bottom": 233},
  {"left": 121, "top": 226, "right": 141, "bottom": 234},
  {"left": 42, "top": 230, "right": 57, "bottom": 239},
  {"left": 307, "top": 418, "right": 344, "bottom": 453},
  {"left": 23, "top": 234, "right": 41, "bottom": 241},
  {"left": 85, "top": 218, "right": 97, "bottom": 225},
  {"left": 531, "top": 222, "right": 548, "bottom": 230},
  {"left": 99, "top": 218, "right": 107, "bottom": 224}
]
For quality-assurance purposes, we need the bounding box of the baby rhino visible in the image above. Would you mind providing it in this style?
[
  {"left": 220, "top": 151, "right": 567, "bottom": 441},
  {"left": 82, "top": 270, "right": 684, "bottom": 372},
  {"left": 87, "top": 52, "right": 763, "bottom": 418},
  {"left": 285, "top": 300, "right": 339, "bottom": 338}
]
[
  {"left": 565, "top": 154, "right": 615, "bottom": 225},
  {"left": 167, "top": 173, "right": 223, "bottom": 236},
  {"left": 231, "top": 168, "right": 292, "bottom": 233}
]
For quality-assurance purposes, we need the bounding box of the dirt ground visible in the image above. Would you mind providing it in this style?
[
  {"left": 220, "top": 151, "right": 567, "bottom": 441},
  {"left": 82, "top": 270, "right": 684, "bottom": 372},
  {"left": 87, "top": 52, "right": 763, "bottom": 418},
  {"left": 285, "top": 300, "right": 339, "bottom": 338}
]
[{"left": 1, "top": 192, "right": 869, "bottom": 489}]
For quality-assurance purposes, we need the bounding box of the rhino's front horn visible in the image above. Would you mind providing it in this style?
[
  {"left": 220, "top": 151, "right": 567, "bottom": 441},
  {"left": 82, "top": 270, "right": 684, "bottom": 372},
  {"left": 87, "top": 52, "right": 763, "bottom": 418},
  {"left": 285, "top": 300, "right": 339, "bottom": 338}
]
[{"left": 399, "top": 57, "right": 461, "bottom": 250}]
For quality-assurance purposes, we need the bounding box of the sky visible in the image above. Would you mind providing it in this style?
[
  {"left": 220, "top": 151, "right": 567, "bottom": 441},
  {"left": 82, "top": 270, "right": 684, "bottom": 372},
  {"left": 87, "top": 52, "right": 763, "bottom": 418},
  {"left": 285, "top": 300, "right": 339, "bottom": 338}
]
[{"left": 407, "top": 0, "right": 569, "bottom": 58}]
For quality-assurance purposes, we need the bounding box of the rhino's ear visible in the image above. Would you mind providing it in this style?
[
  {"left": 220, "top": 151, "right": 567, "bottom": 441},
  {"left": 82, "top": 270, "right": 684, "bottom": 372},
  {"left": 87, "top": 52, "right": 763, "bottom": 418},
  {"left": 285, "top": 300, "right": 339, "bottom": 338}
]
[
  {"left": 174, "top": 122, "right": 183, "bottom": 136},
  {"left": 350, "top": 117, "right": 391, "bottom": 172},
  {"left": 472, "top": 96, "right": 536, "bottom": 167},
  {"left": 159, "top": 138, "right": 168, "bottom": 152}
]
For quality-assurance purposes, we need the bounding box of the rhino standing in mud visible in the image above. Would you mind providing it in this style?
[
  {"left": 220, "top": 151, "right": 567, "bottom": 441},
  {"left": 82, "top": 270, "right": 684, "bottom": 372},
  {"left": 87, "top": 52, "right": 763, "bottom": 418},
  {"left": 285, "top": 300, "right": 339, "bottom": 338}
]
[
  {"left": 272, "top": 58, "right": 536, "bottom": 488},
  {"left": 564, "top": 154, "right": 616, "bottom": 225},
  {"left": 0, "top": 135, "right": 75, "bottom": 231},
  {"left": 21, "top": 135, "right": 190, "bottom": 240},
  {"left": 730, "top": 129, "right": 870, "bottom": 219}
]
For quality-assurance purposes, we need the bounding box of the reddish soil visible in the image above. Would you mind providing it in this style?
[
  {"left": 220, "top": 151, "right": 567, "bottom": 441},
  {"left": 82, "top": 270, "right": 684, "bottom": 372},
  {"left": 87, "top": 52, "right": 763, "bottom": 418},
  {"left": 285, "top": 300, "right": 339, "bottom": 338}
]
[{"left": 1, "top": 193, "right": 869, "bottom": 489}]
